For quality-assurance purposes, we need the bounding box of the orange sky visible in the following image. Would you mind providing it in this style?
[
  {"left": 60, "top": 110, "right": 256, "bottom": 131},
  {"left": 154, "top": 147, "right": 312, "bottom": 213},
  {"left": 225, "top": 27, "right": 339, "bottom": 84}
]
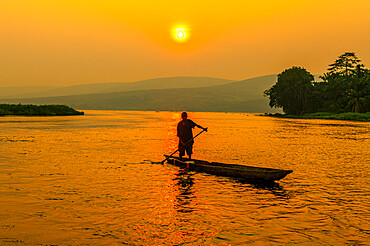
[{"left": 0, "top": 0, "right": 369, "bottom": 86}]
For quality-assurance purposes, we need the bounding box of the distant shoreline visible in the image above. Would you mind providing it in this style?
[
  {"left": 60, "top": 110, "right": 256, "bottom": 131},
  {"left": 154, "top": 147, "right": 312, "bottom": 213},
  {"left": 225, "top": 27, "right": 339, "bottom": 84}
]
[
  {"left": 0, "top": 104, "right": 84, "bottom": 116},
  {"left": 263, "top": 112, "right": 370, "bottom": 122}
]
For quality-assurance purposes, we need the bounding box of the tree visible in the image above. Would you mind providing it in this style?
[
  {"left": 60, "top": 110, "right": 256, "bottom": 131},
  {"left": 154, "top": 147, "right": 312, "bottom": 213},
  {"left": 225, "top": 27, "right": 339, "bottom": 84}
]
[
  {"left": 319, "top": 75, "right": 349, "bottom": 112},
  {"left": 264, "top": 67, "right": 314, "bottom": 115},
  {"left": 265, "top": 52, "right": 369, "bottom": 114},
  {"left": 320, "top": 53, "right": 369, "bottom": 113},
  {"left": 326, "top": 52, "right": 362, "bottom": 77},
  {"left": 346, "top": 68, "right": 370, "bottom": 113}
]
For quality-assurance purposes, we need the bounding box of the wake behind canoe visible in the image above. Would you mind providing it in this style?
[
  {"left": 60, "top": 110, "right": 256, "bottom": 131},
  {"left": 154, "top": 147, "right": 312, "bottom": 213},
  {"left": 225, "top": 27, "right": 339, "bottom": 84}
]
[{"left": 164, "top": 155, "right": 293, "bottom": 182}]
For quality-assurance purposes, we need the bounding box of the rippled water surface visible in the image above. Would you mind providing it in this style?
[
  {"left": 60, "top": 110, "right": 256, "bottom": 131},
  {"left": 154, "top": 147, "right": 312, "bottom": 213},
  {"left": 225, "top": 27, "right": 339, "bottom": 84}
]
[{"left": 0, "top": 111, "right": 369, "bottom": 245}]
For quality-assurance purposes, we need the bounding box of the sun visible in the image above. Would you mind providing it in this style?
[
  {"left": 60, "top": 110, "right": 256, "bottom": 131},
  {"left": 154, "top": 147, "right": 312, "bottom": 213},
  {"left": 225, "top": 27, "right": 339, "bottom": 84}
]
[
  {"left": 173, "top": 27, "right": 189, "bottom": 43},
  {"left": 177, "top": 31, "right": 185, "bottom": 39}
]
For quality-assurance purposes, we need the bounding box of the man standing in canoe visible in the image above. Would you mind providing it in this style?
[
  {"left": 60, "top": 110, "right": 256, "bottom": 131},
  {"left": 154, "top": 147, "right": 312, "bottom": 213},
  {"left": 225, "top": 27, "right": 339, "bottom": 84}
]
[{"left": 177, "top": 112, "right": 207, "bottom": 160}]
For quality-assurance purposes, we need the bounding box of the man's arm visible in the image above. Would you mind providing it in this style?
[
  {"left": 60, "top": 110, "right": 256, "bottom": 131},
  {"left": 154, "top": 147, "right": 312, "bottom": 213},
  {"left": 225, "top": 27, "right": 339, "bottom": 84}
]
[{"left": 195, "top": 123, "right": 208, "bottom": 132}]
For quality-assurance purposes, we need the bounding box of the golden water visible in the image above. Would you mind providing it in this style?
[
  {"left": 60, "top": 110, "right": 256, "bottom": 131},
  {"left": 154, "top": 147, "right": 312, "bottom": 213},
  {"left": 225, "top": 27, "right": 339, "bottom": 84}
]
[{"left": 0, "top": 111, "right": 369, "bottom": 245}]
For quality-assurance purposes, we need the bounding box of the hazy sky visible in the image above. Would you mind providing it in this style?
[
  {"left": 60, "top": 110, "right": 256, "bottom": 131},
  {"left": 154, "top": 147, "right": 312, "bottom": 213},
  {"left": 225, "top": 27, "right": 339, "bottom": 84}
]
[{"left": 1, "top": 0, "right": 369, "bottom": 86}]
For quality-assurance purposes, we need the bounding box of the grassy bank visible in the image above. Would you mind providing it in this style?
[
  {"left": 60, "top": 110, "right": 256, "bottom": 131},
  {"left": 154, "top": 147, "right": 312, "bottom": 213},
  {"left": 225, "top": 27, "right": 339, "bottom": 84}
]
[
  {"left": 263, "top": 112, "right": 370, "bottom": 122},
  {"left": 0, "top": 104, "right": 84, "bottom": 116}
]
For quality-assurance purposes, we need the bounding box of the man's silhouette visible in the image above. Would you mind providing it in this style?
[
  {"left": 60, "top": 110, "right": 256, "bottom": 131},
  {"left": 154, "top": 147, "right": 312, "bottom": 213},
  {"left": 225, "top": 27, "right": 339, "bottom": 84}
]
[{"left": 177, "top": 112, "right": 207, "bottom": 160}]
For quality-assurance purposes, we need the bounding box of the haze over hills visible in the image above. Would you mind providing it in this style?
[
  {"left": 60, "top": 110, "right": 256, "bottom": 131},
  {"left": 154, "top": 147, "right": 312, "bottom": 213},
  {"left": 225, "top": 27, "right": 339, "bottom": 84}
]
[
  {"left": 1, "top": 75, "right": 285, "bottom": 113},
  {"left": 0, "top": 86, "right": 58, "bottom": 98},
  {"left": 0, "top": 77, "right": 233, "bottom": 98}
]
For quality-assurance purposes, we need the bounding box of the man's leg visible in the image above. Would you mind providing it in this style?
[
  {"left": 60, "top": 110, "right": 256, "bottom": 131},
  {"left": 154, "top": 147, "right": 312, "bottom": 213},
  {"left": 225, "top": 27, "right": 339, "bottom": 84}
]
[
  {"left": 187, "top": 145, "right": 193, "bottom": 160},
  {"left": 179, "top": 146, "right": 185, "bottom": 160},
  {"left": 179, "top": 140, "right": 185, "bottom": 160}
]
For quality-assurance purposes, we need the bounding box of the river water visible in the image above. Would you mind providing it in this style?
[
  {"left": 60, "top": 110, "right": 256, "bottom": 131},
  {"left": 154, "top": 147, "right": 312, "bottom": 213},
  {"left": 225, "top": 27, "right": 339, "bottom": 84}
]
[{"left": 0, "top": 111, "right": 369, "bottom": 245}]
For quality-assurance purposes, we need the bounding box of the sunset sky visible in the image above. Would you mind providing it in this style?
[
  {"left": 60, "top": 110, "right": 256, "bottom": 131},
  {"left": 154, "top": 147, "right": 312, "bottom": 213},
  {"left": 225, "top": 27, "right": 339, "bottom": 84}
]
[{"left": 1, "top": 0, "right": 369, "bottom": 86}]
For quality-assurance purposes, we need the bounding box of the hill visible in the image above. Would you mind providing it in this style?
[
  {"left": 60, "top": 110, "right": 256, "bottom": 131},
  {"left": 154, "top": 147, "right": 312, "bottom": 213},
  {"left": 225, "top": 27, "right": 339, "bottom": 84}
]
[
  {"left": 0, "top": 75, "right": 282, "bottom": 113},
  {"left": 0, "top": 77, "right": 233, "bottom": 98}
]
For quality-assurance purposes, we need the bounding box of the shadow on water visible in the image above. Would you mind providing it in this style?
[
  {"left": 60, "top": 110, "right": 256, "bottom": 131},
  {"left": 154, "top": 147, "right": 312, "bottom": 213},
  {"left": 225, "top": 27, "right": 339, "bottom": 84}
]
[
  {"left": 172, "top": 166, "right": 293, "bottom": 214},
  {"left": 233, "top": 178, "right": 293, "bottom": 199},
  {"left": 150, "top": 158, "right": 293, "bottom": 203},
  {"left": 173, "top": 169, "right": 196, "bottom": 213}
]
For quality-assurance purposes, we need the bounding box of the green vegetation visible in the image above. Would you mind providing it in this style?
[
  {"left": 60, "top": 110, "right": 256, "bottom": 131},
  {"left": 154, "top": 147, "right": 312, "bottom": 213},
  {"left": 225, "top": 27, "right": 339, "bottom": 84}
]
[
  {"left": 0, "top": 104, "right": 84, "bottom": 116},
  {"left": 263, "top": 67, "right": 314, "bottom": 115},
  {"left": 264, "top": 52, "right": 370, "bottom": 118},
  {"left": 264, "top": 112, "right": 370, "bottom": 122}
]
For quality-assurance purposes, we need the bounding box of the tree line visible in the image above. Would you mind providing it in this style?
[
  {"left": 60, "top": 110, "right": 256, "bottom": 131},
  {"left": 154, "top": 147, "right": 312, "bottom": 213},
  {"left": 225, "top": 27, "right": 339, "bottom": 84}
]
[
  {"left": 264, "top": 52, "right": 370, "bottom": 115},
  {"left": 0, "top": 104, "right": 84, "bottom": 116}
]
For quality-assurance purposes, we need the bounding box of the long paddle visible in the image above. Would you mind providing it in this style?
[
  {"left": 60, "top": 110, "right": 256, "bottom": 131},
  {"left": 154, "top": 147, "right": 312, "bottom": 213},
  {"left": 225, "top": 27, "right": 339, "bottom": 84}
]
[{"left": 161, "top": 129, "right": 207, "bottom": 164}]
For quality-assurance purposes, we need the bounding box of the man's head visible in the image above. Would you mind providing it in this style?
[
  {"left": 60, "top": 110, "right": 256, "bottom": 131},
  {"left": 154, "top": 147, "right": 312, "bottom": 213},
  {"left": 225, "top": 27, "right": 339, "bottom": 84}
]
[{"left": 181, "top": 112, "right": 187, "bottom": 120}]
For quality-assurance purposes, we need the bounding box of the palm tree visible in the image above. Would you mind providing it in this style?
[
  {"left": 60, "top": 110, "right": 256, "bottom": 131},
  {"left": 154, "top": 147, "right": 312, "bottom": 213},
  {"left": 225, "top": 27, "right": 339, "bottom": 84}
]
[{"left": 346, "top": 67, "right": 370, "bottom": 113}]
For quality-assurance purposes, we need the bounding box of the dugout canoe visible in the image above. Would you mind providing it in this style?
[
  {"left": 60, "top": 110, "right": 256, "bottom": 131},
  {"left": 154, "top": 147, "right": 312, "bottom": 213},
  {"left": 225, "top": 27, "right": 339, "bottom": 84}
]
[{"left": 164, "top": 155, "right": 293, "bottom": 182}]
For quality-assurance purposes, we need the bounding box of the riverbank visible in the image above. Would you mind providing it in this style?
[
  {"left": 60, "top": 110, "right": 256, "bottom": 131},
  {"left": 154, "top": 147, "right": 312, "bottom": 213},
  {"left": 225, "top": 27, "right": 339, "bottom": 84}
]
[
  {"left": 0, "top": 104, "right": 84, "bottom": 116},
  {"left": 263, "top": 112, "right": 370, "bottom": 122}
]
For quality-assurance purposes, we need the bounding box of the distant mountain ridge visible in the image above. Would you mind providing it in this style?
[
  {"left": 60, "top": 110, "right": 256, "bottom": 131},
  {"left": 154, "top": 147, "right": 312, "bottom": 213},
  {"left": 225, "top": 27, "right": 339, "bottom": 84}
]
[
  {"left": 1, "top": 75, "right": 284, "bottom": 113},
  {"left": 0, "top": 77, "right": 233, "bottom": 98}
]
